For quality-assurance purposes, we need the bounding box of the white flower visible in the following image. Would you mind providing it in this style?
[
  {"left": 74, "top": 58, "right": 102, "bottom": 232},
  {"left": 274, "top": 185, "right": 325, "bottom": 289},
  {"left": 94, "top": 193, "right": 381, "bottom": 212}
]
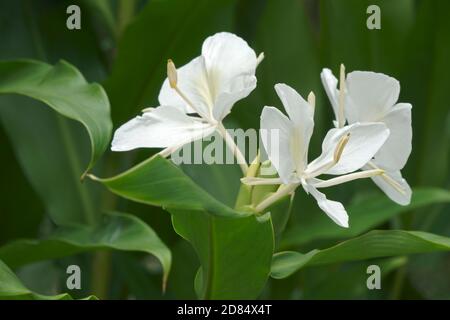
[
  {"left": 243, "top": 84, "right": 390, "bottom": 227},
  {"left": 111, "top": 32, "right": 263, "bottom": 171},
  {"left": 321, "top": 65, "right": 412, "bottom": 205}
]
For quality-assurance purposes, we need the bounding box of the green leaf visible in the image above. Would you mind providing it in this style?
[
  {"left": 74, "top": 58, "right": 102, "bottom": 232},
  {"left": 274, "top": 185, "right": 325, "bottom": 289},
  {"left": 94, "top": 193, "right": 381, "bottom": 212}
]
[
  {"left": 0, "top": 259, "right": 96, "bottom": 300},
  {"left": 0, "top": 2, "right": 111, "bottom": 226},
  {"left": 0, "top": 212, "right": 171, "bottom": 288},
  {"left": 281, "top": 188, "right": 450, "bottom": 248},
  {"left": 271, "top": 230, "right": 450, "bottom": 279},
  {"left": 0, "top": 59, "right": 112, "bottom": 175},
  {"left": 91, "top": 156, "right": 274, "bottom": 298},
  {"left": 171, "top": 210, "right": 274, "bottom": 299},
  {"left": 300, "top": 257, "right": 406, "bottom": 299},
  {"left": 89, "top": 155, "right": 249, "bottom": 218}
]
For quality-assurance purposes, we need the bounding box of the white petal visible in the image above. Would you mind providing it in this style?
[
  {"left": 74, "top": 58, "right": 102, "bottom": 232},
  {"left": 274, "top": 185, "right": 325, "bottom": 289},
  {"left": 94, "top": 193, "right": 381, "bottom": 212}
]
[
  {"left": 320, "top": 68, "right": 340, "bottom": 121},
  {"left": 274, "top": 83, "right": 314, "bottom": 171},
  {"left": 345, "top": 71, "right": 400, "bottom": 123},
  {"left": 274, "top": 83, "right": 314, "bottom": 126},
  {"left": 306, "top": 123, "right": 390, "bottom": 176},
  {"left": 158, "top": 56, "right": 212, "bottom": 120},
  {"left": 111, "top": 106, "right": 215, "bottom": 152},
  {"left": 213, "top": 75, "right": 256, "bottom": 121},
  {"left": 202, "top": 32, "right": 257, "bottom": 120},
  {"left": 260, "top": 106, "right": 295, "bottom": 184},
  {"left": 365, "top": 164, "right": 412, "bottom": 205},
  {"left": 374, "top": 103, "right": 412, "bottom": 171},
  {"left": 303, "top": 183, "right": 349, "bottom": 228},
  {"left": 202, "top": 32, "right": 257, "bottom": 91}
]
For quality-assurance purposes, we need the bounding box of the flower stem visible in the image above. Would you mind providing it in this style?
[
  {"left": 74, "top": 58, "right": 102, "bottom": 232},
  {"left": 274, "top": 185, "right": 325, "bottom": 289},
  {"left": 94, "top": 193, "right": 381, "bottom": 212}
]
[
  {"left": 217, "top": 123, "right": 248, "bottom": 174},
  {"left": 255, "top": 183, "right": 298, "bottom": 213}
]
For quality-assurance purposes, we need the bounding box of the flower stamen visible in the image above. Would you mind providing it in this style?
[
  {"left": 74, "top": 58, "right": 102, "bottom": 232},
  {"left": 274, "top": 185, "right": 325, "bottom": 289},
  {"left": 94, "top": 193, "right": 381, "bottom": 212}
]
[
  {"left": 256, "top": 52, "right": 265, "bottom": 67},
  {"left": 167, "top": 59, "right": 212, "bottom": 123},
  {"left": 367, "top": 161, "right": 406, "bottom": 194},
  {"left": 338, "top": 63, "right": 346, "bottom": 128},
  {"left": 334, "top": 132, "right": 350, "bottom": 163},
  {"left": 167, "top": 59, "right": 178, "bottom": 88},
  {"left": 304, "top": 133, "right": 350, "bottom": 179},
  {"left": 141, "top": 107, "right": 155, "bottom": 113},
  {"left": 308, "top": 91, "right": 315, "bottom": 110},
  {"left": 313, "top": 168, "right": 384, "bottom": 188}
]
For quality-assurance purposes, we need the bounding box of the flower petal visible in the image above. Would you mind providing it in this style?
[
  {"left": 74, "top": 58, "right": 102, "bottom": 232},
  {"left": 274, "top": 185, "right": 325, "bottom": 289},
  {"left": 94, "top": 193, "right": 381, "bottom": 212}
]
[
  {"left": 365, "top": 164, "right": 412, "bottom": 205},
  {"left": 306, "top": 123, "right": 390, "bottom": 176},
  {"left": 320, "top": 68, "right": 340, "bottom": 121},
  {"left": 213, "top": 74, "right": 256, "bottom": 121},
  {"left": 111, "top": 106, "right": 215, "bottom": 152},
  {"left": 374, "top": 103, "right": 412, "bottom": 171},
  {"left": 158, "top": 56, "right": 212, "bottom": 120},
  {"left": 303, "top": 183, "right": 349, "bottom": 228},
  {"left": 274, "top": 83, "right": 314, "bottom": 126},
  {"left": 260, "top": 106, "right": 295, "bottom": 183},
  {"left": 274, "top": 83, "right": 314, "bottom": 171},
  {"left": 345, "top": 71, "right": 400, "bottom": 123},
  {"left": 202, "top": 32, "right": 257, "bottom": 120}
]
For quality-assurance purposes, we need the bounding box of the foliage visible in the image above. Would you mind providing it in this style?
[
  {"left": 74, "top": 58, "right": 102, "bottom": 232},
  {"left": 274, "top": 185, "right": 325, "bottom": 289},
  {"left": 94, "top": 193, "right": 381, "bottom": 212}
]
[{"left": 0, "top": 0, "right": 449, "bottom": 300}]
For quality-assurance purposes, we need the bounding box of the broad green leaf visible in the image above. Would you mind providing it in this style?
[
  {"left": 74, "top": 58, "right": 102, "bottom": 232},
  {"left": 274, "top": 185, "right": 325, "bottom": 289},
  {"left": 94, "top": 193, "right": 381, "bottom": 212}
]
[
  {"left": 179, "top": 160, "right": 276, "bottom": 299},
  {"left": 92, "top": 155, "right": 275, "bottom": 299},
  {"left": 0, "top": 125, "right": 44, "bottom": 242},
  {"left": 167, "top": 240, "right": 199, "bottom": 299},
  {"left": 271, "top": 230, "right": 450, "bottom": 279},
  {"left": 281, "top": 188, "right": 450, "bottom": 248},
  {"left": 0, "top": 259, "right": 96, "bottom": 300},
  {"left": 0, "top": 59, "right": 112, "bottom": 175},
  {"left": 0, "top": 1, "right": 110, "bottom": 226},
  {"left": 89, "top": 156, "right": 249, "bottom": 218},
  {"left": 171, "top": 210, "right": 274, "bottom": 299},
  {"left": 0, "top": 212, "right": 171, "bottom": 288},
  {"left": 300, "top": 257, "right": 406, "bottom": 299},
  {"left": 0, "top": 96, "right": 100, "bottom": 225},
  {"left": 105, "top": 0, "right": 237, "bottom": 124}
]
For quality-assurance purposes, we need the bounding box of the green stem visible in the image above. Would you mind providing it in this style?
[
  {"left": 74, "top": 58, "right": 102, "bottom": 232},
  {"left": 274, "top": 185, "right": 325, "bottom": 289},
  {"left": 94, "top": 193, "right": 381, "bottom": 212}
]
[
  {"left": 390, "top": 262, "right": 407, "bottom": 300},
  {"left": 255, "top": 184, "right": 298, "bottom": 213},
  {"left": 91, "top": 250, "right": 112, "bottom": 299},
  {"left": 90, "top": 155, "right": 122, "bottom": 298}
]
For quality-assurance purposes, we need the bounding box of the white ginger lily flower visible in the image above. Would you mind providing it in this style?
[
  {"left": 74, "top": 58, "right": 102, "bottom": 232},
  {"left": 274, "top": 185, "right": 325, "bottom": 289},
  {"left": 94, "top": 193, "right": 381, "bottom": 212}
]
[
  {"left": 243, "top": 84, "right": 390, "bottom": 228},
  {"left": 321, "top": 65, "right": 412, "bottom": 205},
  {"left": 111, "top": 32, "right": 264, "bottom": 173}
]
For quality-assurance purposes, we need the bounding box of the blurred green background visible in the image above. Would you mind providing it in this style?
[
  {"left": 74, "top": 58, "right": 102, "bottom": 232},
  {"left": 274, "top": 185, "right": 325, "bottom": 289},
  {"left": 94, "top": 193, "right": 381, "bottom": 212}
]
[{"left": 0, "top": 0, "right": 449, "bottom": 299}]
